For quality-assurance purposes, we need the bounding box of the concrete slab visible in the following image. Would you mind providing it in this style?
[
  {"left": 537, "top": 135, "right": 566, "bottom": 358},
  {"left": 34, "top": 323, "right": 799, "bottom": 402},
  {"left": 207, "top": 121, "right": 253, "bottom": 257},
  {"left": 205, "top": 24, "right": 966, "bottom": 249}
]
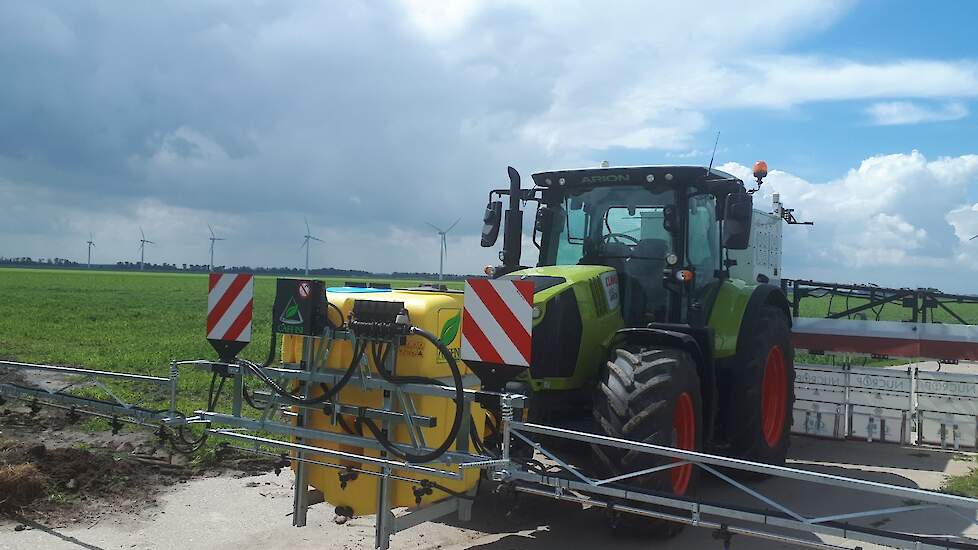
[{"left": 3, "top": 435, "right": 977, "bottom": 550}]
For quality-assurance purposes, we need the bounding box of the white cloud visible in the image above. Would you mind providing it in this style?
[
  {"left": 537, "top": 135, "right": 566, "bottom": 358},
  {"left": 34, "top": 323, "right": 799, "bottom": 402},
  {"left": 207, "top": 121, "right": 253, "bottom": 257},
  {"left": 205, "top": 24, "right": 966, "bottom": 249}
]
[
  {"left": 866, "top": 101, "right": 969, "bottom": 126},
  {"left": 719, "top": 152, "right": 978, "bottom": 289},
  {"left": 3, "top": 1, "right": 978, "bottom": 285},
  {"left": 947, "top": 203, "right": 978, "bottom": 242},
  {"left": 394, "top": 1, "right": 978, "bottom": 151},
  {"left": 731, "top": 58, "right": 978, "bottom": 109}
]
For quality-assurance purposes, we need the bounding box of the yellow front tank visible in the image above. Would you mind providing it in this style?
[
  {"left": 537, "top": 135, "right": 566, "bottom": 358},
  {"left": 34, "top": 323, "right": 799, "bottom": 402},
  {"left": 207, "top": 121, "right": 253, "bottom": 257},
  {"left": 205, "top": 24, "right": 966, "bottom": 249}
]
[{"left": 281, "top": 287, "right": 484, "bottom": 516}]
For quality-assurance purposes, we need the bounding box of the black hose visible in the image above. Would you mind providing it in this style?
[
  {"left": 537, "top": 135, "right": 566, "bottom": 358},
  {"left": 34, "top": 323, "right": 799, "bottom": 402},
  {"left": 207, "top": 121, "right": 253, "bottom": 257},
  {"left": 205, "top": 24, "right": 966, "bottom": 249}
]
[
  {"left": 359, "top": 327, "right": 465, "bottom": 463},
  {"left": 239, "top": 341, "right": 366, "bottom": 406},
  {"left": 368, "top": 341, "right": 494, "bottom": 458},
  {"left": 261, "top": 331, "right": 278, "bottom": 368},
  {"left": 173, "top": 370, "right": 228, "bottom": 453}
]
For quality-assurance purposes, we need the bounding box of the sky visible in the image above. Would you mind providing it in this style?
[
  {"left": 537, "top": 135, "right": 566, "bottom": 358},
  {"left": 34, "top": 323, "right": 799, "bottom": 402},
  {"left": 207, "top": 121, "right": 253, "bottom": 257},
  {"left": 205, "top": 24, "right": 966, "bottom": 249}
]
[{"left": 1, "top": 1, "right": 977, "bottom": 291}]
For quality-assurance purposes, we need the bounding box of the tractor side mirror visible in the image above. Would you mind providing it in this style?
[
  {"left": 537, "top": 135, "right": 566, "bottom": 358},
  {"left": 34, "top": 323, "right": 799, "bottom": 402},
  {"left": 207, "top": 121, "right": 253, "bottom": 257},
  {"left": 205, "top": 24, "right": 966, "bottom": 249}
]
[
  {"left": 534, "top": 206, "right": 555, "bottom": 233},
  {"left": 481, "top": 201, "right": 503, "bottom": 247},
  {"left": 722, "top": 192, "right": 753, "bottom": 250}
]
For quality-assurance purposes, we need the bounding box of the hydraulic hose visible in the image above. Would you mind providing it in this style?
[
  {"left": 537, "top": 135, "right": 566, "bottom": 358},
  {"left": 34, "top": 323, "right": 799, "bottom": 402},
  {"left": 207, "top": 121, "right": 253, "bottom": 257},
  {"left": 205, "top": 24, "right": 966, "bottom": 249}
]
[
  {"left": 359, "top": 326, "right": 465, "bottom": 463},
  {"left": 243, "top": 299, "right": 349, "bottom": 405},
  {"left": 368, "top": 341, "right": 493, "bottom": 458},
  {"left": 172, "top": 370, "right": 228, "bottom": 453},
  {"left": 239, "top": 340, "right": 366, "bottom": 406},
  {"left": 240, "top": 316, "right": 465, "bottom": 463}
]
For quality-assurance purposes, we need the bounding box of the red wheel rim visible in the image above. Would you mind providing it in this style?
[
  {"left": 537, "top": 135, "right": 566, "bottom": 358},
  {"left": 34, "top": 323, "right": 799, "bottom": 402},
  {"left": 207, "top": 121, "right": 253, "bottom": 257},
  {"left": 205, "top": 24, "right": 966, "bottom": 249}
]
[
  {"left": 671, "top": 392, "right": 695, "bottom": 495},
  {"left": 761, "top": 345, "right": 787, "bottom": 448}
]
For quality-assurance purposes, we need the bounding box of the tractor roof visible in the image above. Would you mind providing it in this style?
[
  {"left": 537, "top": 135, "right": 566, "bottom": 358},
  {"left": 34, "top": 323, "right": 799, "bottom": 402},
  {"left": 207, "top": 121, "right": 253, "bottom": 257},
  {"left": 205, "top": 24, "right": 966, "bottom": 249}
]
[{"left": 531, "top": 165, "right": 744, "bottom": 195}]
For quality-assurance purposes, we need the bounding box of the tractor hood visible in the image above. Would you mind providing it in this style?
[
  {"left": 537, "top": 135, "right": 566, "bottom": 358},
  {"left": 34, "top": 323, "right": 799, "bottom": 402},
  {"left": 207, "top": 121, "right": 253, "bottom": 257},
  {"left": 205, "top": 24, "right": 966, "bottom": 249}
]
[
  {"left": 501, "top": 265, "right": 615, "bottom": 302},
  {"left": 500, "top": 265, "right": 623, "bottom": 390}
]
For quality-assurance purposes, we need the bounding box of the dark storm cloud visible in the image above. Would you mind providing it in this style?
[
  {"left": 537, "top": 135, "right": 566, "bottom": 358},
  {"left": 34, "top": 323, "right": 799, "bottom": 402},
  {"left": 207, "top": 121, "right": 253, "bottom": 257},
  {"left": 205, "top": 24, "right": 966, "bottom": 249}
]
[{"left": 0, "top": 1, "right": 554, "bottom": 234}]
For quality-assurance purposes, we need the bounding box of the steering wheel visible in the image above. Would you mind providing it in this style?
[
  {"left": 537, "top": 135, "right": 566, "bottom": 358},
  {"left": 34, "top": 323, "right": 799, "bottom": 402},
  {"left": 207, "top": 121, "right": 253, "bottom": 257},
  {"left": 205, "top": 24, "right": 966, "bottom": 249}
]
[{"left": 602, "top": 232, "right": 640, "bottom": 245}]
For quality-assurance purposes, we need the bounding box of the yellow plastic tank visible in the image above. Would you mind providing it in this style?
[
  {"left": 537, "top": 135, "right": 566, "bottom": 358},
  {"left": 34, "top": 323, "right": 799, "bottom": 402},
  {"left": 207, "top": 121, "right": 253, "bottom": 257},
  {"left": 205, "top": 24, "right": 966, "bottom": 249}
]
[{"left": 281, "top": 287, "right": 484, "bottom": 516}]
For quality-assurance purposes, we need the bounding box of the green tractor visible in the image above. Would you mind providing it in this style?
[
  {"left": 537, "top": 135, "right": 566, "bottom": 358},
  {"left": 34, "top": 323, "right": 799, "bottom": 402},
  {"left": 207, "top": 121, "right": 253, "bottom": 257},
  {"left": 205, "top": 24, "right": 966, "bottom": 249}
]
[{"left": 479, "top": 164, "right": 795, "bottom": 515}]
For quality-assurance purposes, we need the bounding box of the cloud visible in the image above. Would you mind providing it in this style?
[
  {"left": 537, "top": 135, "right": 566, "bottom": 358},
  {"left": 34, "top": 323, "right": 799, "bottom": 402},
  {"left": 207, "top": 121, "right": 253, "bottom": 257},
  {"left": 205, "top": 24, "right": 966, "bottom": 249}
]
[
  {"left": 866, "top": 101, "right": 969, "bottom": 126},
  {"left": 1, "top": 1, "right": 977, "bottom": 284},
  {"left": 947, "top": 203, "right": 978, "bottom": 242},
  {"left": 719, "top": 151, "right": 978, "bottom": 289},
  {"left": 730, "top": 58, "right": 978, "bottom": 109}
]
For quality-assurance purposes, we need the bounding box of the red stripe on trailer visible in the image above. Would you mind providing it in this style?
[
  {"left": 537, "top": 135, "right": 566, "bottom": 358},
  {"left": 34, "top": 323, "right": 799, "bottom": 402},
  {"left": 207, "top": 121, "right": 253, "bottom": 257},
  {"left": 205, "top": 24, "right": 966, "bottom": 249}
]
[
  {"left": 208, "top": 272, "right": 219, "bottom": 292},
  {"left": 794, "top": 333, "right": 978, "bottom": 362},
  {"left": 792, "top": 333, "right": 919, "bottom": 358},
  {"left": 206, "top": 274, "right": 251, "bottom": 334},
  {"left": 792, "top": 317, "right": 978, "bottom": 361},
  {"left": 918, "top": 339, "right": 978, "bottom": 361},
  {"left": 468, "top": 279, "right": 531, "bottom": 364},
  {"left": 462, "top": 309, "right": 504, "bottom": 364},
  {"left": 222, "top": 298, "right": 254, "bottom": 342}
]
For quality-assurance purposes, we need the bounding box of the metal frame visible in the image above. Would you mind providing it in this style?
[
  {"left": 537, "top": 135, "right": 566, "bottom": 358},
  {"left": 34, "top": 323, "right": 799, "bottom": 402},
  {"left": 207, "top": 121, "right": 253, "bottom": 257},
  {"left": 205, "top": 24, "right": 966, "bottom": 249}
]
[
  {"left": 6, "top": 350, "right": 978, "bottom": 549},
  {"left": 497, "top": 416, "right": 978, "bottom": 550},
  {"left": 183, "top": 330, "right": 488, "bottom": 549},
  {"left": 783, "top": 279, "right": 978, "bottom": 325},
  {"left": 0, "top": 359, "right": 183, "bottom": 426}
]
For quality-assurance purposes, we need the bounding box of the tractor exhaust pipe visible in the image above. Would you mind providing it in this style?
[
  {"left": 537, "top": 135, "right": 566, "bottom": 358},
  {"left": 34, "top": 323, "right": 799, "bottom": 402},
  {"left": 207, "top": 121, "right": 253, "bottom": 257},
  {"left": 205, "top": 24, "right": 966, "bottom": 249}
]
[{"left": 500, "top": 166, "right": 523, "bottom": 273}]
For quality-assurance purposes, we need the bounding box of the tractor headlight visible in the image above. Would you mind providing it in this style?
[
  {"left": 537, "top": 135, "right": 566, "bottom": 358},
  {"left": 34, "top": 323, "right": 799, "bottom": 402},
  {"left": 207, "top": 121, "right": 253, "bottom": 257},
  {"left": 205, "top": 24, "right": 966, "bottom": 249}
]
[{"left": 532, "top": 305, "right": 543, "bottom": 320}]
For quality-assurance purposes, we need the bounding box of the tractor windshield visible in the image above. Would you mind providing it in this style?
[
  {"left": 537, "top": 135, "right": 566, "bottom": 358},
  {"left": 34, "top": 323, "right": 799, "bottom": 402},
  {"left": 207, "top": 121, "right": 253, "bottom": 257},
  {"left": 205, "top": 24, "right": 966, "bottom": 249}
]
[
  {"left": 539, "top": 184, "right": 719, "bottom": 324},
  {"left": 543, "top": 185, "right": 676, "bottom": 267}
]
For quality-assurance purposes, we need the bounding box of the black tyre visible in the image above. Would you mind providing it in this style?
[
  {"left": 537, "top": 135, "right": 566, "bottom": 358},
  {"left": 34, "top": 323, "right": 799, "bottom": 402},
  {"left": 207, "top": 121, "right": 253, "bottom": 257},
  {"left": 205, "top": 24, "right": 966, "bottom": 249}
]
[
  {"left": 592, "top": 347, "right": 702, "bottom": 537},
  {"left": 719, "top": 305, "right": 795, "bottom": 465}
]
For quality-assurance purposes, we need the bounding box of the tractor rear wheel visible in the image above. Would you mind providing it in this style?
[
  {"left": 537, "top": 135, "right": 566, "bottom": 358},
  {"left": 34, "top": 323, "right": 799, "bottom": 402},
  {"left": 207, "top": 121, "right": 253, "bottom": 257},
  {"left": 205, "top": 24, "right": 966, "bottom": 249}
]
[
  {"left": 592, "top": 346, "right": 702, "bottom": 537},
  {"left": 719, "top": 305, "right": 795, "bottom": 466}
]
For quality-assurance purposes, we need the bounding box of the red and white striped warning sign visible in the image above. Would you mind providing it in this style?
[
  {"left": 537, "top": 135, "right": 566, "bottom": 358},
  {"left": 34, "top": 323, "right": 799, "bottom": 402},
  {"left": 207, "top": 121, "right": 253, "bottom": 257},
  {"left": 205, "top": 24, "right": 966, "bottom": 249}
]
[
  {"left": 207, "top": 273, "right": 254, "bottom": 343},
  {"left": 461, "top": 278, "right": 533, "bottom": 367}
]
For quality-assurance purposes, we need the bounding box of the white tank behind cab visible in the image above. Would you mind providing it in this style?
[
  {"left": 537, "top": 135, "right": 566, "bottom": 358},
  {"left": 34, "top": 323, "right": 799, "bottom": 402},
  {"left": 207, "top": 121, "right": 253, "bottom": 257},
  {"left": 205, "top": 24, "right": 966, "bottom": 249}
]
[{"left": 728, "top": 194, "right": 783, "bottom": 286}]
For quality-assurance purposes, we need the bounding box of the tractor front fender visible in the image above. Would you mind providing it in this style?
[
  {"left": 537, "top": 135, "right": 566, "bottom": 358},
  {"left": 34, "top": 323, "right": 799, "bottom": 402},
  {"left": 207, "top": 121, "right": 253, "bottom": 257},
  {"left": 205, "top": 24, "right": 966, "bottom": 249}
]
[
  {"left": 613, "top": 326, "right": 718, "bottom": 445},
  {"left": 709, "top": 281, "right": 790, "bottom": 360},
  {"left": 739, "top": 284, "right": 792, "bottom": 349}
]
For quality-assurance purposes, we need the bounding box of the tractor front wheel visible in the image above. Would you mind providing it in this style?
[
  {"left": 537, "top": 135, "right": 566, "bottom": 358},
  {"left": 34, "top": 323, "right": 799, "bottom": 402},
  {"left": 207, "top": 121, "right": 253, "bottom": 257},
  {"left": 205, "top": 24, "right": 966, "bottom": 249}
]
[
  {"left": 719, "top": 305, "right": 795, "bottom": 466},
  {"left": 592, "top": 346, "right": 702, "bottom": 537}
]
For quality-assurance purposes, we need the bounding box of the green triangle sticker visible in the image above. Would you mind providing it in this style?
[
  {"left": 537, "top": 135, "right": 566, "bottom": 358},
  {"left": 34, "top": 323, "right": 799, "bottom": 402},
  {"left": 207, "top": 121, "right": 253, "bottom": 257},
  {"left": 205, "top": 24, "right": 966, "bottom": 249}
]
[{"left": 280, "top": 297, "right": 304, "bottom": 325}]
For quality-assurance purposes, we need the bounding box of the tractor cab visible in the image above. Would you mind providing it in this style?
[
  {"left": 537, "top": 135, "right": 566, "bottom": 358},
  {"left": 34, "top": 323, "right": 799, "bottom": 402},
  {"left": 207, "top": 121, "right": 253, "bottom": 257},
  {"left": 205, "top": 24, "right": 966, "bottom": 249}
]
[{"left": 483, "top": 165, "right": 754, "bottom": 328}]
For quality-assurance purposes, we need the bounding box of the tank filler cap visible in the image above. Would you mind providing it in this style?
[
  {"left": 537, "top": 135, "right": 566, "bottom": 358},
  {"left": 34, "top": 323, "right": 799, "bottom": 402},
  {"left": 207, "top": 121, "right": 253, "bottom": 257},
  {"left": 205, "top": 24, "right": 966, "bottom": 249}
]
[{"left": 600, "top": 160, "right": 610, "bottom": 168}]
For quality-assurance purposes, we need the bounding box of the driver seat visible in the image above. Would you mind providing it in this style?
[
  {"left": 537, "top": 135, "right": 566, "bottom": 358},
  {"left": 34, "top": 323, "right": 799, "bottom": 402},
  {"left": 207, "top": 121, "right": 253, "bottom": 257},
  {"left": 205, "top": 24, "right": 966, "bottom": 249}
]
[
  {"left": 582, "top": 239, "right": 668, "bottom": 325},
  {"left": 623, "top": 239, "right": 669, "bottom": 323}
]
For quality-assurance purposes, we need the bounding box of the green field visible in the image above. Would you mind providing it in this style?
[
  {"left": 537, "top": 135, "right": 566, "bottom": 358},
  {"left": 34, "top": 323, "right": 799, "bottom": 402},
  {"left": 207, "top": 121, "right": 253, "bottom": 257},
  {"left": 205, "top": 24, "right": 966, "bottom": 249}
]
[
  {"left": 0, "top": 268, "right": 461, "bottom": 413},
  {"left": 2, "top": 267, "right": 977, "bottom": 408}
]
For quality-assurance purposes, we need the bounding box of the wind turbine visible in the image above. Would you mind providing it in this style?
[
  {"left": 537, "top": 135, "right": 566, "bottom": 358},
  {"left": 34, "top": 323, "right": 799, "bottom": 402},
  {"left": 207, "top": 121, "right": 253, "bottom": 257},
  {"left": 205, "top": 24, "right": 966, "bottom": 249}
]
[
  {"left": 138, "top": 227, "right": 154, "bottom": 271},
  {"left": 208, "top": 224, "right": 226, "bottom": 271},
  {"left": 86, "top": 233, "right": 95, "bottom": 268},
  {"left": 971, "top": 234, "right": 977, "bottom": 241},
  {"left": 300, "top": 217, "right": 323, "bottom": 275},
  {"left": 425, "top": 217, "right": 460, "bottom": 281}
]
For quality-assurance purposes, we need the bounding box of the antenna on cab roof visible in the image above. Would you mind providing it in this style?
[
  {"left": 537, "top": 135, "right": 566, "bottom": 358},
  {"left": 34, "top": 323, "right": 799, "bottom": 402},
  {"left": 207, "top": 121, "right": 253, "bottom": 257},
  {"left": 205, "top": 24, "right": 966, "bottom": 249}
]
[{"left": 707, "top": 131, "right": 720, "bottom": 174}]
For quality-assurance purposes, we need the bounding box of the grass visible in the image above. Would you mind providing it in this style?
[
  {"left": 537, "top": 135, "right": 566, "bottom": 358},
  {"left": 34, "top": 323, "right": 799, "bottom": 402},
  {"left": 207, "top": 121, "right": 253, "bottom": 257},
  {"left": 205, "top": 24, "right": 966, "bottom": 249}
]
[
  {"left": 942, "top": 460, "right": 978, "bottom": 497},
  {"left": 0, "top": 268, "right": 461, "bottom": 415},
  {"left": 2, "top": 266, "right": 976, "bottom": 408}
]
